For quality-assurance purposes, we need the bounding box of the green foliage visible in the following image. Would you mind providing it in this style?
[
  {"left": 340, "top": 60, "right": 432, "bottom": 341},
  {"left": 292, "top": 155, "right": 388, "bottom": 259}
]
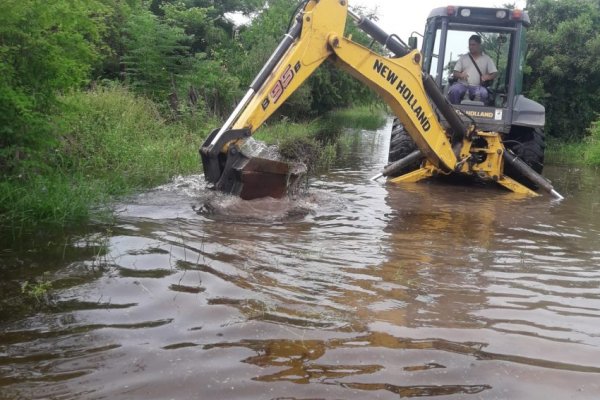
[
  {"left": 525, "top": 0, "right": 600, "bottom": 139},
  {"left": 0, "top": 85, "right": 200, "bottom": 229},
  {"left": 122, "top": 2, "right": 243, "bottom": 115},
  {"left": 584, "top": 120, "right": 600, "bottom": 165},
  {"left": 161, "top": 1, "right": 223, "bottom": 54},
  {"left": 56, "top": 85, "right": 199, "bottom": 185},
  {"left": 254, "top": 105, "right": 386, "bottom": 171},
  {"left": 0, "top": 0, "right": 109, "bottom": 172},
  {"left": 21, "top": 275, "right": 53, "bottom": 303},
  {"left": 325, "top": 105, "right": 387, "bottom": 131},
  {"left": 256, "top": 121, "right": 337, "bottom": 172},
  {"left": 0, "top": 173, "right": 101, "bottom": 231},
  {"left": 93, "top": 0, "right": 137, "bottom": 79},
  {"left": 545, "top": 138, "right": 585, "bottom": 165},
  {"left": 545, "top": 121, "right": 600, "bottom": 166},
  {"left": 309, "top": 65, "right": 377, "bottom": 114},
  {"left": 122, "top": 9, "right": 192, "bottom": 99},
  {"left": 182, "top": 54, "right": 240, "bottom": 117}
]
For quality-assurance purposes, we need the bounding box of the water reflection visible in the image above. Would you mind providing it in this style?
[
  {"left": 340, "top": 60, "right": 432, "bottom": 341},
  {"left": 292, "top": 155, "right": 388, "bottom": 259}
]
[
  {"left": 205, "top": 334, "right": 492, "bottom": 396},
  {"left": 1, "top": 120, "right": 600, "bottom": 399}
]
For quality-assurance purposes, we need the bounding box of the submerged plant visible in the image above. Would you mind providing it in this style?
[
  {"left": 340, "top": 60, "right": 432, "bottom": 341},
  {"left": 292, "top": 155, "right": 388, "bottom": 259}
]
[{"left": 21, "top": 273, "right": 53, "bottom": 303}]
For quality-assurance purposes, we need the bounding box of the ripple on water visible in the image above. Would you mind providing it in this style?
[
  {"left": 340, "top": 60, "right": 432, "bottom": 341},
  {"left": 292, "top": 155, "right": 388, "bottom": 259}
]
[{"left": 2, "top": 136, "right": 600, "bottom": 399}]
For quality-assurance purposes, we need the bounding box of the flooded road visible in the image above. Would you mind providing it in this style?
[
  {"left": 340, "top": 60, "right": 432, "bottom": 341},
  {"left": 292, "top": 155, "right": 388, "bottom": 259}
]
[{"left": 2, "top": 118, "right": 600, "bottom": 399}]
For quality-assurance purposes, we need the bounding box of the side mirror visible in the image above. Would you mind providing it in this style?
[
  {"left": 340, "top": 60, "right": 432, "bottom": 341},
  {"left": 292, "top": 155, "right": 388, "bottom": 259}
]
[{"left": 408, "top": 36, "right": 418, "bottom": 50}]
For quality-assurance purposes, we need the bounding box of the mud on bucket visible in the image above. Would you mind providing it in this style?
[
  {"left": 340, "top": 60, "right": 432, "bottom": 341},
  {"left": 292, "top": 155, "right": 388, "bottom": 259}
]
[{"left": 201, "top": 137, "right": 307, "bottom": 200}]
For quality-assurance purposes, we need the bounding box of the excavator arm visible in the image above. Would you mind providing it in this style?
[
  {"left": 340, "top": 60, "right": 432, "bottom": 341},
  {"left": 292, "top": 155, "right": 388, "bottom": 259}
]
[{"left": 200, "top": 0, "right": 563, "bottom": 200}]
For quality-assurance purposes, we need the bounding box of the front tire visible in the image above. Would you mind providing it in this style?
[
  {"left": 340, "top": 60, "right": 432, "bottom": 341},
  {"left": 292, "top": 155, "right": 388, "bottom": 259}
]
[
  {"left": 388, "top": 118, "right": 420, "bottom": 177},
  {"left": 504, "top": 127, "right": 545, "bottom": 189}
]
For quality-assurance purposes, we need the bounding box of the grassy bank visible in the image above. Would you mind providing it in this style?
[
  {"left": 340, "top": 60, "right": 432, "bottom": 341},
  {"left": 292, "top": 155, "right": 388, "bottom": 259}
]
[
  {"left": 0, "top": 87, "right": 386, "bottom": 233},
  {"left": 545, "top": 140, "right": 586, "bottom": 165},
  {"left": 255, "top": 104, "right": 387, "bottom": 170},
  {"left": 0, "top": 85, "right": 202, "bottom": 233},
  {"left": 546, "top": 121, "right": 600, "bottom": 166}
]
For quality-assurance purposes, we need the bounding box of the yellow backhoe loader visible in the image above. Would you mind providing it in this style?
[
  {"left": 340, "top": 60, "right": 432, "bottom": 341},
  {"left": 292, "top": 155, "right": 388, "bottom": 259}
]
[{"left": 200, "top": 0, "right": 563, "bottom": 201}]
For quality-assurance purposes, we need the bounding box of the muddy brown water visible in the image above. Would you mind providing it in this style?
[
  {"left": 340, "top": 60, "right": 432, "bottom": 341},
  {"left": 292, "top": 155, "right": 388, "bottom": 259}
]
[{"left": 1, "top": 118, "right": 600, "bottom": 399}]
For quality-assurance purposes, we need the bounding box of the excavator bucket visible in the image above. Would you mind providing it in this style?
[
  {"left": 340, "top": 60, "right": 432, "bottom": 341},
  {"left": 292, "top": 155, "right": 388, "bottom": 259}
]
[
  {"left": 200, "top": 133, "right": 306, "bottom": 201},
  {"left": 197, "top": 8, "right": 308, "bottom": 202},
  {"left": 198, "top": 0, "right": 564, "bottom": 201}
]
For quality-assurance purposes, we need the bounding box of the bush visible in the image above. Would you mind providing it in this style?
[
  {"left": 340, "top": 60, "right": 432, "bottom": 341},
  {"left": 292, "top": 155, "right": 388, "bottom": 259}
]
[
  {"left": 56, "top": 85, "right": 200, "bottom": 184},
  {"left": 0, "top": 85, "right": 202, "bottom": 230},
  {"left": 252, "top": 105, "right": 386, "bottom": 171},
  {"left": 545, "top": 119, "right": 600, "bottom": 166},
  {"left": 0, "top": 0, "right": 108, "bottom": 172},
  {"left": 584, "top": 120, "right": 600, "bottom": 165}
]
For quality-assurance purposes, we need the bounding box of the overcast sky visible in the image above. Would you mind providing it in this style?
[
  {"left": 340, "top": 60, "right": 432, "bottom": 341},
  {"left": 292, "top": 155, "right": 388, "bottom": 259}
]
[{"left": 350, "top": 0, "right": 527, "bottom": 40}]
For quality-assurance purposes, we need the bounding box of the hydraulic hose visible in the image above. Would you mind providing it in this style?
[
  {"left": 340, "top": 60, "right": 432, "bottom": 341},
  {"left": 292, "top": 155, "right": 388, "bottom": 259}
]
[
  {"left": 208, "top": 17, "right": 303, "bottom": 149},
  {"left": 503, "top": 150, "right": 564, "bottom": 200},
  {"left": 349, "top": 10, "right": 468, "bottom": 142}
]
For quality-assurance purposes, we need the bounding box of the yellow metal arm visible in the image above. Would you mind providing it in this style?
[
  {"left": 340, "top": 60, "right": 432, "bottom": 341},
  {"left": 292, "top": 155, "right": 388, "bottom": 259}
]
[
  {"left": 232, "top": 0, "right": 347, "bottom": 133},
  {"left": 230, "top": 0, "right": 456, "bottom": 171},
  {"left": 329, "top": 37, "right": 457, "bottom": 171},
  {"left": 201, "top": 0, "right": 563, "bottom": 200}
]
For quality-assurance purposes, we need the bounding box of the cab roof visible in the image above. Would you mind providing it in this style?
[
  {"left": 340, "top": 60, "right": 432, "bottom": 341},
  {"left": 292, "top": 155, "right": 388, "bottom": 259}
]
[{"left": 427, "top": 6, "right": 530, "bottom": 27}]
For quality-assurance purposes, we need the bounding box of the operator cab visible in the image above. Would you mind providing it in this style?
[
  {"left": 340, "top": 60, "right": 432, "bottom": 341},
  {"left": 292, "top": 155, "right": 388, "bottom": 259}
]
[{"left": 419, "top": 6, "right": 532, "bottom": 133}]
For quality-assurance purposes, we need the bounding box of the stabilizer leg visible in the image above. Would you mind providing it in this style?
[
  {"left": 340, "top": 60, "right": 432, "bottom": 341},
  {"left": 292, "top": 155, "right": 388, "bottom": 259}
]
[
  {"left": 389, "top": 166, "right": 435, "bottom": 184},
  {"left": 496, "top": 176, "right": 539, "bottom": 196}
]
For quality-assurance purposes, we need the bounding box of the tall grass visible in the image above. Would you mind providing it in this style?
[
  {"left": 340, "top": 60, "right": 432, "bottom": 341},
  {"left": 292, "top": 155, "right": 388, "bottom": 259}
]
[
  {"left": 324, "top": 104, "right": 387, "bottom": 131},
  {"left": 545, "top": 140, "right": 586, "bottom": 165},
  {"left": 254, "top": 104, "right": 387, "bottom": 171},
  {"left": 546, "top": 120, "right": 600, "bottom": 166},
  {"left": 57, "top": 85, "right": 203, "bottom": 185},
  {"left": 0, "top": 85, "right": 203, "bottom": 231},
  {"left": 0, "top": 90, "right": 386, "bottom": 232},
  {"left": 584, "top": 120, "right": 600, "bottom": 165}
]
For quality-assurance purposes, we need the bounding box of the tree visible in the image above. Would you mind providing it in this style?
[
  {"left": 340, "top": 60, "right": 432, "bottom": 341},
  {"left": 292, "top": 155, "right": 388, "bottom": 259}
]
[
  {"left": 122, "top": 9, "right": 192, "bottom": 99},
  {"left": 525, "top": 0, "right": 600, "bottom": 140},
  {"left": 234, "top": 0, "right": 380, "bottom": 119},
  {"left": 151, "top": 0, "right": 266, "bottom": 54},
  {"left": 0, "top": 0, "right": 109, "bottom": 173},
  {"left": 125, "top": 1, "right": 261, "bottom": 115}
]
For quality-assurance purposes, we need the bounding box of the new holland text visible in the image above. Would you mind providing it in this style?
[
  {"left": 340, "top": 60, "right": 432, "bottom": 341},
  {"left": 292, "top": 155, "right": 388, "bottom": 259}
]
[{"left": 373, "top": 59, "right": 431, "bottom": 132}]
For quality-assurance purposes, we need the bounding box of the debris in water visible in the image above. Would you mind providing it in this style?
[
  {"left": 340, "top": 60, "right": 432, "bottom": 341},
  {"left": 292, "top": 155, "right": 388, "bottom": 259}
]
[{"left": 195, "top": 192, "right": 316, "bottom": 222}]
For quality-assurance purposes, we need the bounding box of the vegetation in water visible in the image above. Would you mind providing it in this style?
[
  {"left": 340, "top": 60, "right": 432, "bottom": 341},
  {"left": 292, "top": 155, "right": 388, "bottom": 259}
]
[
  {"left": 255, "top": 105, "right": 387, "bottom": 171},
  {"left": 21, "top": 276, "right": 53, "bottom": 303},
  {"left": 0, "top": 85, "right": 201, "bottom": 233},
  {"left": 545, "top": 140, "right": 585, "bottom": 166},
  {"left": 1, "top": 0, "right": 600, "bottom": 232},
  {"left": 583, "top": 121, "right": 600, "bottom": 165},
  {"left": 547, "top": 121, "right": 600, "bottom": 166}
]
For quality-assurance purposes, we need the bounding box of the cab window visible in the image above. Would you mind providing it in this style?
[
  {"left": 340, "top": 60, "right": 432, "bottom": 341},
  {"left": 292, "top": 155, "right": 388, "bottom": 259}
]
[{"left": 429, "top": 29, "right": 512, "bottom": 95}]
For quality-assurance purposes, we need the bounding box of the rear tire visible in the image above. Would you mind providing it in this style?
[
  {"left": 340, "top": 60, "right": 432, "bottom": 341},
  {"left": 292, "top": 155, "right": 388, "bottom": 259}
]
[
  {"left": 388, "top": 118, "right": 420, "bottom": 177},
  {"left": 504, "top": 127, "right": 545, "bottom": 189}
]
